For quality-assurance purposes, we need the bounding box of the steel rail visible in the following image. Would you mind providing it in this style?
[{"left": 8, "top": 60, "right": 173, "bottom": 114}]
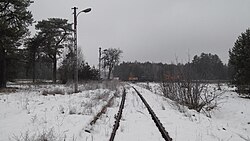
[
  {"left": 132, "top": 86, "right": 172, "bottom": 141},
  {"left": 109, "top": 88, "right": 126, "bottom": 141}
]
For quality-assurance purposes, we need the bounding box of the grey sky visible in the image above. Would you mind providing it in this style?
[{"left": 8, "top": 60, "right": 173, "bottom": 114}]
[{"left": 29, "top": 0, "right": 250, "bottom": 66}]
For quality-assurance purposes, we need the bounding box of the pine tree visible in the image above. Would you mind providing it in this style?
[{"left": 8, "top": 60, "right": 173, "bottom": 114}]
[
  {"left": 229, "top": 29, "right": 250, "bottom": 95},
  {"left": 191, "top": 53, "right": 224, "bottom": 80},
  {"left": 35, "top": 18, "right": 73, "bottom": 83},
  {"left": 0, "top": 0, "right": 33, "bottom": 87},
  {"left": 24, "top": 34, "right": 44, "bottom": 82}
]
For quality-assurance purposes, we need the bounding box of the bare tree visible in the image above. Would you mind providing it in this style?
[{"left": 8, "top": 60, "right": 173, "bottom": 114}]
[{"left": 102, "top": 48, "right": 122, "bottom": 80}]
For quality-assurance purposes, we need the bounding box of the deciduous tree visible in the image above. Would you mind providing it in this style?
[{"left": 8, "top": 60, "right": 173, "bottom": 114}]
[{"left": 102, "top": 48, "right": 122, "bottom": 80}]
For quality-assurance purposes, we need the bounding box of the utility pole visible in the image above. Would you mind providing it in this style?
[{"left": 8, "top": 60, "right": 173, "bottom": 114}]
[
  {"left": 99, "top": 47, "right": 101, "bottom": 80},
  {"left": 72, "top": 7, "right": 78, "bottom": 93},
  {"left": 72, "top": 7, "right": 91, "bottom": 92}
]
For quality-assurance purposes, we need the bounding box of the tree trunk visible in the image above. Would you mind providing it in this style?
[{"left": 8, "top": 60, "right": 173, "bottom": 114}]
[
  {"left": 0, "top": 47, "right": 6, "bottom": 88},
  {"left": 108, "top": 67, "right": 112, "bottom": 80},
  {"left": 32, "top": 53, "right": 36, "bottom": 83},
  {"left": 52, "top": 53, "right": 57, "bottom": 83}
]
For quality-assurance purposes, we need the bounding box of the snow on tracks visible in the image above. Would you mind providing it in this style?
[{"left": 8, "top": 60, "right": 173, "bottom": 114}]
[
  {"left": 132, "top": 86, "right": 172, "bottom": 141},
  {"left": 109, "top": 85, "right": 172, "bottom": 141}
]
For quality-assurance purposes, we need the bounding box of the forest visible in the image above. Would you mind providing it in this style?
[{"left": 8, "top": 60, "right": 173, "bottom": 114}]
[{"left": 114, "top": 53, "right": 229, "bottom": 82}]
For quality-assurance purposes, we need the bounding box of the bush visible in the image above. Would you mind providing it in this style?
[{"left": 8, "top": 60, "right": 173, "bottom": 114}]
[
  {"left": 161, "top": 80, "right": 220, "bottom": 116},
  {"left": 236, "top": 85, "right": 250, "bottom": 97}
]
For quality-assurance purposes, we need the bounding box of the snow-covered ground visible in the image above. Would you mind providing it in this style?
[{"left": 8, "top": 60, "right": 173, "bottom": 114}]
[
  {"left": 133, "top": 83, "right": 250, "bottom": 141},
  {"left": 0, "top": 82, "right": 122, "bottom": 141},
  {"left": 0, "top": 82, "right": 250, "bottom": 141}
]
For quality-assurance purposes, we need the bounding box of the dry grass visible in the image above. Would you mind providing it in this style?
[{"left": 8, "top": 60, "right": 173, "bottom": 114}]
[
  {"left": 0, "top": 87, "right": 18, "bottom": 94},
  {"left": 12, "top": 128, "right": 63, "bottom": 141}
]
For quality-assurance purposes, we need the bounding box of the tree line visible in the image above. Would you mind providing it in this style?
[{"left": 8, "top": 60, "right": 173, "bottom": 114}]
[{"left": 114, "top": 53, "right": 229, "bottom": 82}]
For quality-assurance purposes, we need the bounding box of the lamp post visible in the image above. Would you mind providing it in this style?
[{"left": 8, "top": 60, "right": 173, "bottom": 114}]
[{"left": 72, "top": 7, "right": 91, "bottom": 93}]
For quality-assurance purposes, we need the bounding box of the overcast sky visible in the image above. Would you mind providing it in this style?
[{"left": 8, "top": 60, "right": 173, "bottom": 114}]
[{"left": 29, "top": 0, "right": 250, "bottom": 66}]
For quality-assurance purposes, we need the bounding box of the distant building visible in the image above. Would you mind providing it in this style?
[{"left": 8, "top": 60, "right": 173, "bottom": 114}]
[
  {"left": 128, "top": 76, "right": 138, "bottom": 81},
  {"left": 128, "top": 73, "right": 138, "bottom": 81}
]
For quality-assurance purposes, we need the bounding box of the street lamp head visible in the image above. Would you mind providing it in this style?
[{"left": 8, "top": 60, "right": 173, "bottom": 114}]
[
  {"left": 77, "top": 8, "right": 91, "bottom": 17},
  {"left": 82, "top": 8, "right": 91, "bottom": 13}
]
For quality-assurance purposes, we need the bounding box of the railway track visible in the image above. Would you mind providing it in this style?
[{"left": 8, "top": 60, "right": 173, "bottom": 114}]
[
  {"left": 109, "top": 85, "right": 172, "bottom": 141},
  {"left": 132, "top": 86, "right": 172, "bottom": 141},
  {"left": 109, "top": 88, "right": 127, "bottom": 141}
]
